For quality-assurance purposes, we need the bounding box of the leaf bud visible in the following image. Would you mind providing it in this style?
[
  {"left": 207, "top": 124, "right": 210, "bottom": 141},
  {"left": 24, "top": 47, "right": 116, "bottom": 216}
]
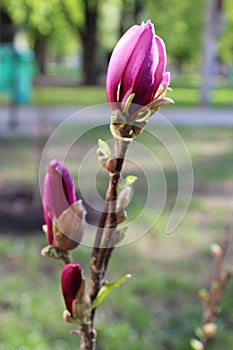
[
  {"left": 105, "top": 157, "right": 117, "bottom": 173},
  {"left": 203, "top": 322, "right": 217, "bottom": 338}
]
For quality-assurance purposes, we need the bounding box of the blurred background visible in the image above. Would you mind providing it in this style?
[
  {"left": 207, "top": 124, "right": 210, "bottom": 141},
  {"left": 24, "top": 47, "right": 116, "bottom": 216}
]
[{"left": 0, "top": 0, "right": 233, "bottom": 349}]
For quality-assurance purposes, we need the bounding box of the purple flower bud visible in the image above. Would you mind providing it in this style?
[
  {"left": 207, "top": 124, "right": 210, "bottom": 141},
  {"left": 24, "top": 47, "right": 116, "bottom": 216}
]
[
  {"left": 61, "top": 263, "right": 83, "bottom": 316},
  {"left": 43, "top": 159, "right": 76, "bottom": 245},
  {"left": 106, "top": 20, "right": 170, "bottom": 113}
]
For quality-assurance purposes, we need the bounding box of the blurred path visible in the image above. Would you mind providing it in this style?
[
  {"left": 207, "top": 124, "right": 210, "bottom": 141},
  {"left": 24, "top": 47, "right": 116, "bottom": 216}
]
[{"left": 0, "top": 104, "right": 232, "bottom": 135}]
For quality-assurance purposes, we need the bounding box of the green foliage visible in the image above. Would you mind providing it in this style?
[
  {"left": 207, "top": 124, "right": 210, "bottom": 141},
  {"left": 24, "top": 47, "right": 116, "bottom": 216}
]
[
  {"left": 32, "top": 86, "right": 107, "bottom": 106},
  {"left": 145, "top": 0, "right": 232, "bottom": 66},
  {"left": 146, "top": 0, "right": 205, "bottom": 65},
  {"left": 92, "top": 274, "right": 131, "bottom": 309},
  {"left": 1, "top": 0, "right": 233, "bottom": 67},
  {"left": 0, "top": 84, "right": 226, "bottom": 107},
  {"left": 4, "top": 0, "right": 57, "bottom": 35},
  {"left": 219, "top": 0, "right": 233, "bottom": 64},
  {"left": 1, "top": 0, "right": 79, "bottom": 57}
]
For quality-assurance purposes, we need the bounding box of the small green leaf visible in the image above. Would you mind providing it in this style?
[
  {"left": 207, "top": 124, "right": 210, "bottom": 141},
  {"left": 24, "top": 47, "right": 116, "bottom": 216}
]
[
  {"left": 98, "top": 139, "right": 111, "bottom": 158},
  {"left": 213, "top": 281, "right": 221, "bottom": 290},
  {"left": 125, "top": 175, "right": 137, "bottom": 186},
  {"left": 195, "top": 327, "right": 204, "bottom": 338},
  {"left": 119, "top": 175, "right": 137, "bottom": 191},
  {"left": 92, "top": 274, "right": 132, "bottom": 309},
  {"left": 97, "top": 139, "right": 111, "bottom": 165}
]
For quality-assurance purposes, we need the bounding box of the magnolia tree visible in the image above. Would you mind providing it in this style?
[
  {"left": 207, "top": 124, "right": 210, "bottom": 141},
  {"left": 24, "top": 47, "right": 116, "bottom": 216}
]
[{"left": 40, "top": 21, "right": 232, "bottom": 350}]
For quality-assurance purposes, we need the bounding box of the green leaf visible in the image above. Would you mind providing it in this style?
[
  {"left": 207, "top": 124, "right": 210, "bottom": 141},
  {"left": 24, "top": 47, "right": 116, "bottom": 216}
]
[
  {"left": 125, "top": 175, "right": 137, "bottom": 186},
  {"left": 119, "top": 175, "right": 137, "bottom": 191},
  {"left": 96, "top": 139, "right": 111, "bottom": 165},
  {"left": 91, "top": 274, "right": 132, "bottom": 309},
  {"left": 97, "top": 139, "right": 111, "bottom": 158}
]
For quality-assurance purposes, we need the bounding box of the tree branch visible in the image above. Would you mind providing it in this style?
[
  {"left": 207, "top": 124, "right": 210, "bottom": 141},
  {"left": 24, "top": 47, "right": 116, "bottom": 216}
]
[{"left": 90, "top": 139, "right": 130, "bottom": 323}]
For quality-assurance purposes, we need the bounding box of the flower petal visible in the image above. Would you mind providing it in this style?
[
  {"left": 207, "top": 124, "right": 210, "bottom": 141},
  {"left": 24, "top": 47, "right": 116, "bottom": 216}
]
[
  {"left": 120, "top": 21, "right": 158, "bottom": 107},
  {"left": 161, "top": 72, "right": 170, "bottom": 86},
  {"left": 153, "top": 36, "right": 167, "bottom": 96},
  {"left": 106, "top": 23, "right": 145, "bottom": 108}
]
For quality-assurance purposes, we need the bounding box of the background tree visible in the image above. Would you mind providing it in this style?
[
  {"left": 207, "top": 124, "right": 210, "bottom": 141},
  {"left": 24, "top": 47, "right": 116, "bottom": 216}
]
[
  {"left": 219, "top": 0, "right": 233, "bottom": 65},
  {"left": 1, "top": 0, "right": 56, "bottom": 74},
  {"left": 1, "top": 0, "right": 232, "bottom": 88},
  {"left": 146, "top": 0, "right": 205, "bottom": 69},
  {"left": 61, "top": 0, "right": 100, "bottom": 85},
  {"left": 200, "top": 0, "right": 224, "bottom": 105},
  {"left": 0, "top": 0, "right": 77, "bottom": 75},
  {"left": 119, "top": 0, "right": 143, "bottom": 37},
  {"left": 0, "top": 7, "right": 15, "bottom": 43}
]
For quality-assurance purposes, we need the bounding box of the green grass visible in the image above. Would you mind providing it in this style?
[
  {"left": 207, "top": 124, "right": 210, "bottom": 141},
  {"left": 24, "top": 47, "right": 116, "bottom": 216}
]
[
  {"left": 0, "top": 84, "right": 232, "bottom": 107},
  {"left": 33, "top": 85, "right": 233, "bottom": 107},
  {"left": 0, "top": 126, "right": 233, "bottom": 349},
  {"left": 32, "top": 86, "right": 107, "bottom": 106},
  {"left": 0, "top": 234, "right": 232, "bottom": 350}
]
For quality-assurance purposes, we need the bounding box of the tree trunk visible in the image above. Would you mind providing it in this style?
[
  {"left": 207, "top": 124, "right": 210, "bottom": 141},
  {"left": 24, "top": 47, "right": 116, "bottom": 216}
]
[
  {"left": 119, "top": 0, "right": 143, "bottom": 37},
  {"left": 34, "top": 34, "right": 47, "bottom": 75},
  {"left": 61, "top": 0, "right": 99, "bottom": 85},
  {"left": 0, "top": 9, "right": 15, "bottom": 43},
  {"left": 81, "top": 30, "right": 98, "bottom": 85},
  {"left": 80, "top": 0, "right": 99, "bottom": 85},
  {"left": 200, "top": 0, "right": 224, "bottom": 105}
]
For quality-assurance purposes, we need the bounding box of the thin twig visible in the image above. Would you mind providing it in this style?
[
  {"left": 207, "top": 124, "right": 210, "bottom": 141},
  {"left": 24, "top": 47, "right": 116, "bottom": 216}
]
[
  {"left": 90, "top": 139, "right": 130, "bottom": 323},
  {"left": 199, "top": 224, "right": 232, "bottom": 350},
  {"left": 91, "top": 201, "right": 109, "bottom": 264}
]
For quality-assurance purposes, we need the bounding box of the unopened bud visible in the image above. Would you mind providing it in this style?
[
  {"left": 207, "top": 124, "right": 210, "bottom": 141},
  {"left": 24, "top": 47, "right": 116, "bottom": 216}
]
[
  {"left": 105, "top": 157, "right": 117, "bottom": 173},
  {"left": 117, "top": 186, "right": 132, "bottom": 211},
  {"left": 114, "top": 227, "right": 128, "bottom": 244},
  {"left": 198, "top": 288, "right": 209, "bottom": 303},
  {"left": 190, "top": 339, "right": 204, "bottom": 350},
  {"left": 43, "top": 159, "right": 77, "bottom": 246},
  {"left": 61, "top": 263, "right": 90, "bottom": 323},
  {"left": 203, "top": 322, "right": 217, "bottom": 338},
  {"left": 210, "top": 244, "right": 223, "bottom": 258},
  {"left": 116, "top": 210, "right": 127, "bottom": 224}
]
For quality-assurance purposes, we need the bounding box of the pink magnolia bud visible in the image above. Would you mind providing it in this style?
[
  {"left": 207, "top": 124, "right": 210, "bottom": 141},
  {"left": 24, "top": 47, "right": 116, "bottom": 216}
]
[
  {"left": 106, "top": 20, "right": 170, "bottom": 113},
  {"left": 43, "top": 159, "right": 76, "bottom": 245},
  {"left": 61, "top": 263, "right": 83, "bottom": 317}
]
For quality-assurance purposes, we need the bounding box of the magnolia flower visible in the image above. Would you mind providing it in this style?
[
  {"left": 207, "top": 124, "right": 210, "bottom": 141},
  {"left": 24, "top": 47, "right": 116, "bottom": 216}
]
[
  {"left": 62, "top": 263, "right": 91, "bottom": 322},
  {"left": 61, "top": 263, "right": 83, "bottom": 317},
  {"left": 106, "top": 20, "right": 172, "bottom": 122},
  {"left": 43, "top": 159, "right": 86, "bottom": 251}
]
